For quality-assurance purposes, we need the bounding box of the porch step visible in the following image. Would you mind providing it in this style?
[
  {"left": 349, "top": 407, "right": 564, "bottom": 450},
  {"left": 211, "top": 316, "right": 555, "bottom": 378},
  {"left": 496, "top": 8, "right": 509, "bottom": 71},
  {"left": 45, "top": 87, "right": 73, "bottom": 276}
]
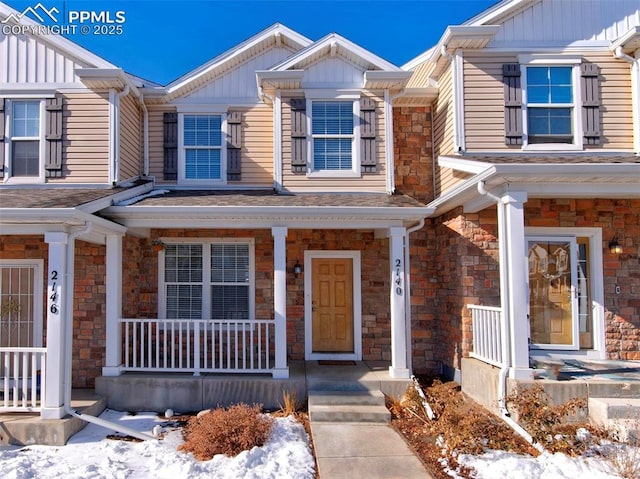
[
  {"left": 589, "top": 397, "right": 640, "bottom": 441},
  {"left": 308, "top": 390, "right": 390, "bottom": 423}
]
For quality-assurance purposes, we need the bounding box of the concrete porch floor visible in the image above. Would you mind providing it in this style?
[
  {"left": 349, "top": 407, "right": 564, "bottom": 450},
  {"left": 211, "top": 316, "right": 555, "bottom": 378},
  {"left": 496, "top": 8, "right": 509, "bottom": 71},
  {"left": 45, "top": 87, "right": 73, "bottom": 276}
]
[
  {"left": 2, "top": 361, "right": 412, "bottom": 446},
  {"left": 0, "top": 390, "right": 106, "bottom": 446}
]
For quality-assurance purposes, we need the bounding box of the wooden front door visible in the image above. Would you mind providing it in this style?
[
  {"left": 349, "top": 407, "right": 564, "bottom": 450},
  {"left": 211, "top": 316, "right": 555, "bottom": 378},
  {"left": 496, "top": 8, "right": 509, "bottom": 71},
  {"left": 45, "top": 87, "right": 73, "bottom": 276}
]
[{"left": 311, "top": 257, "right": 354, "bottom": 353}]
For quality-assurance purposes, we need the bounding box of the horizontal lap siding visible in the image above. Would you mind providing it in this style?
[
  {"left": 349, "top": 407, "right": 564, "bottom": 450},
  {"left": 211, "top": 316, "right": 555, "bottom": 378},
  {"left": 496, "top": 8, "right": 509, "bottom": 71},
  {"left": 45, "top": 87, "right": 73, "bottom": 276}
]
[
  {"left": 463, "top": 51, "right": 634, "bottom": 151},
  {"left": 433, "top": 64, "right": 460, "bottom": 196},
  {"left": 147, "top": 104, "right": 273, "bottom": 186},
  {"left": 49, "top": 91, "right": 110, "bottom": 183},
  {"left": 241, "top": 105, "right": 273, "bottom": 186},
  {"left": 281, "top": 92, "right": 387, "bottom": 192},
  {"left": 463, "top": 53, "right": 518, "bottom": 152},
  {"left": 119, "top": 94, "right": 142, "bottom": 182},
  {"left": 585, "top": 53, "right": 633, "bottom": 150},
  {"left": 148, "top": 105, "right": 175, "bottom": 184}
]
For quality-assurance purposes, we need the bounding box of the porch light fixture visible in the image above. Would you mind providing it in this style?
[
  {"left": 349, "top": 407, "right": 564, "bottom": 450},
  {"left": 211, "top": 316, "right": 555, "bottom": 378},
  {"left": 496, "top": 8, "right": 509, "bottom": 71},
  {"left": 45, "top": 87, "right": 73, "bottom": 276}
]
[
  {"left": 609, "top": 236, "right": 622, "bottom": 254},
  {"left": 293, "top": 261, "right": 302, "bottom": 277}
]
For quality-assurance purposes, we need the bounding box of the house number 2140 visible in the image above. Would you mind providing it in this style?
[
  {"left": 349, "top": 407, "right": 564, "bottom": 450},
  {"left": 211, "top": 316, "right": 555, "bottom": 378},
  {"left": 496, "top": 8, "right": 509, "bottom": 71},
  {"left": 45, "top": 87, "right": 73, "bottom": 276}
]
[
  {"left": 49, "top": 270, "right": 60, "bottom": 315},
  {"left": 394, "top": 259, "right": 403, "bottom": 296}
]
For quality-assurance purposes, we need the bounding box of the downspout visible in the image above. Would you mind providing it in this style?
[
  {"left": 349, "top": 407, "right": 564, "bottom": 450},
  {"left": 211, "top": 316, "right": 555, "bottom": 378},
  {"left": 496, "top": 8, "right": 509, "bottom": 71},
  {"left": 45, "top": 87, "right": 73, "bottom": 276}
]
[
  {"left": 477, "top": 181, "right": 543, "bottom": 453},
  {"left": 404, "top": 218, "right": 425, "bottom": 371},
  {"left": 440, "top": 46, "right": 465, "bottom": 153},
  {"left": 62, "top": 221, "right": 153, "bottom": 441},
  {"left": 384, "top": 89, "right": 396, "bottom": 194},
  {"left": 140, "top": 93, "right": 150, "bottom": 177},
  {"left": 614, "top": 47, "right": 640, "bottom": 154},
  {"left": 111, "top": 85, "right": 130, "bottom": 184}
]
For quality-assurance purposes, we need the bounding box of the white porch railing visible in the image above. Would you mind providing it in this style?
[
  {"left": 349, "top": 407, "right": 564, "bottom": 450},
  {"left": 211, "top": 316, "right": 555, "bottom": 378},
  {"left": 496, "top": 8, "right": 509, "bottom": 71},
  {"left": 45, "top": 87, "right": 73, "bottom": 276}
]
[
  {"left": 469, "top": 305, "right": 505, "bottom": 368},
  {"left": 0, "top": 347, "right": 46, "bottom": 412},
  {"left": 120, "top": 319, "right": 275, "bottom": 375}
]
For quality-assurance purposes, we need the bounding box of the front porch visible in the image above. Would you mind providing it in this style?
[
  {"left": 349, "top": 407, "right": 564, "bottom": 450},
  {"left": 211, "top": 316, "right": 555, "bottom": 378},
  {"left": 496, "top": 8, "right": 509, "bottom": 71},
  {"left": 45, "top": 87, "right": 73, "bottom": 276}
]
[{"left": 2, "top": 361, "right": 410, "bottom": 445}]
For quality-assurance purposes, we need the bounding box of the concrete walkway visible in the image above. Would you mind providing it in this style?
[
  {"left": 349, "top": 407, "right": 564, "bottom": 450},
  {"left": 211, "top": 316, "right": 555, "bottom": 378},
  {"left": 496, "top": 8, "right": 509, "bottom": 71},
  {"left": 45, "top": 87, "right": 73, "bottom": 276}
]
[{"left": 310, "top": 422, "right": 432, "bottom": 478}]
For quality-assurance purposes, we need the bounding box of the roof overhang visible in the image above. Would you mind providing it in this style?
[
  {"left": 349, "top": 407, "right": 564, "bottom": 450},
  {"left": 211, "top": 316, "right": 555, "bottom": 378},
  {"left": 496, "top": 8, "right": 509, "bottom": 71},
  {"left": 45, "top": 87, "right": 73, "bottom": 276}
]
[
  {"left": 256, "top": 70, "right": 306, "bottom": 90},
  {"left": 0, "top": 209, "right": 127, "bottom": 245},
  {"left": 363, "top": 71, "right": 412, "bottom": 90},
  {"left": 102, "top": 205, "right": 433, "bottom": 230},
  {"left": 0, "top": 3, "right": 117, "bottom": 70},
  {"left": 163, "top": 24, "right": 312, "bottom": 102},
  {"left": 428, "top": 163, "right": 640, "bottom": 215},
  {"left": 610, "top": 26, "right": 640, "bottom": 55}
]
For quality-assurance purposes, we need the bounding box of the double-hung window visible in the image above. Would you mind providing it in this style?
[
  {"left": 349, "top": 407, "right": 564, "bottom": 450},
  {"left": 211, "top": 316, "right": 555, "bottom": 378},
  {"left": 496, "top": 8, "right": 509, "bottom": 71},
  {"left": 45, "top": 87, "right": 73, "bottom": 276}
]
[
  {"left": 161, "top": 240, "right": 254, "bottom": 321},
  {"left": 524, "top": 65, "right": 575, "bottom": 145},
  {"left": 8, "top": 100, "right": 42, "bottom": 178},
  {"left": 182, "top": 115, "right": 223, "bottom": 181},
  {"left": 310, "top": 100, "right": 356, "bottom": 173}
]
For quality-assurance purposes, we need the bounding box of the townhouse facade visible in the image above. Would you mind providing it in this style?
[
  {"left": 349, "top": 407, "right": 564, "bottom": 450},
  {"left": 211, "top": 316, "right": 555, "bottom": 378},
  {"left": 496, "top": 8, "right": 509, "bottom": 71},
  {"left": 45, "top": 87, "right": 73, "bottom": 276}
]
[{"left": 0, "top": 0, "right": 638, "bottom": 424}]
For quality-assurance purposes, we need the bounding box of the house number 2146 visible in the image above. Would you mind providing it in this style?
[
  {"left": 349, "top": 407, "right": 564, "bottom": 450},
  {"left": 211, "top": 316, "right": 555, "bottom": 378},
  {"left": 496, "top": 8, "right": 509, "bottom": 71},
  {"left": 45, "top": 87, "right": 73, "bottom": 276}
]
[
  {"left": 394, "top": 259, "right": 403, "bottom": 296},
  {"left": 49, "top": 270, "right": 60, "bottom": 315}
]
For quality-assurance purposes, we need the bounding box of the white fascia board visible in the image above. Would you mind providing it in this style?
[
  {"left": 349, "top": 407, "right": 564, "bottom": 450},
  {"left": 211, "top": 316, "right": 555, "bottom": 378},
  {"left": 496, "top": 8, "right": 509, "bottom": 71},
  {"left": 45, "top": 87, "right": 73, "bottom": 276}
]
[
  {"left": 402, "top": 47, "right": 436, "bottom": 71},
  {"left": 507, "top": 182, "right": 640, "bottom": 198},
  {"left": 464, "top": 0, "right": 538, "bottom": 26},
  {"left": 167, "top": 24, "right": 312, "bottom": 93},
  {"left": 271, "top": 33, "right": 402, "bottom": 72},
  {"left": 610, "top": 26, "right": 640, "bottom": 53},
  {"left": 438, "top": 156, "right": 490, "bottom": 174},
  {"left": 0, "top": 3, "right": 116, "bottom": 69},
  {"left": 256, "top": 70, "right": 305, "bottom": 86},
  {"left": 492, "top": 163, "right": 640, "bottom": 178},
  {"left": 76, "top": 182, "right": 154, "bottom": 214},
  {"left": 102, "top": 205, "right": 434, "bottom": 225},
  {"left": 0, "top": 84, "right": 86, "bottom": 94}
]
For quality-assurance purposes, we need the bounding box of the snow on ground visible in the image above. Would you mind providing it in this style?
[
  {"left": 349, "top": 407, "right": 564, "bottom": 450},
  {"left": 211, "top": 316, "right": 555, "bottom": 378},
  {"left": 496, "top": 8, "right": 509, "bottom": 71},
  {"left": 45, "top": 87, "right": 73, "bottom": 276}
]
[
  {"left": 0, "top": 410, "right": 315, "bottom": 479},
  {"left": 458, "top": 446, "right": 638, "bottom": 479}
]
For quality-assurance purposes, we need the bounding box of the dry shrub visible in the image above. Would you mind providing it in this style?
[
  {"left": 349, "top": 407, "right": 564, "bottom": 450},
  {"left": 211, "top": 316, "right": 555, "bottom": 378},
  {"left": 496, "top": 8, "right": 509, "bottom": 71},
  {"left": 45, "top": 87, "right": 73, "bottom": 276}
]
[
  {"left": 278, "top": 390, "right": 300, "bottom": 416},
  {"left": 506, "top": 383, "right": 602, "bottom": 454},
  {"left": 178, "top": 403, "right": 274, "bottom": 460},
  {"left": 602, "top": 413, "right": 640, "bottom": 479}
]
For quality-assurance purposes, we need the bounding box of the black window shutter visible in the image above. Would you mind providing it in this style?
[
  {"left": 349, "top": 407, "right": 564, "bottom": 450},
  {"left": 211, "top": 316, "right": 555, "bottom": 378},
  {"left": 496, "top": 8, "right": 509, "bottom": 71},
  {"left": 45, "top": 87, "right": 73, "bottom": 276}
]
[
  {"left": 360, "top": 97, "right": 377, "bottom": 173},
  {"left": 45, "top": 95, "right": 64, "bottom": 178},
  {"left": 290, "top": 98, "right": 307, "bottom": 173},
  {"left": 226, "top": 111, "right": 242, "bottom": 181},
  {"left": 0, "top": 99, "right": 4, "bottom": 173},
  {"left": 581, "top": 63, "right": 601, "bottom": 145},
  {"left": 503, "top": 64, "right": 523, "bottom": 145},
  {"left": 163, "top": 112, "right": 178, "bottom": 180}
]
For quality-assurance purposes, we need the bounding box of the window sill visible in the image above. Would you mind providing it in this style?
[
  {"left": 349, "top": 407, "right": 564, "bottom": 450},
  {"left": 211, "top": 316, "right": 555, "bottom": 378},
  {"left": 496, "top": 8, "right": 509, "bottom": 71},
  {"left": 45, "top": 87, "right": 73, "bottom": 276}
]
[
  {"left": 3, "top": 176, "right": 45, "bottom": 185},
  {"left": 307, "top": 171, "right": 361, "bottom": 179},
  {"left": 522, "top": 143, "right": 582, "bottom": 152}
]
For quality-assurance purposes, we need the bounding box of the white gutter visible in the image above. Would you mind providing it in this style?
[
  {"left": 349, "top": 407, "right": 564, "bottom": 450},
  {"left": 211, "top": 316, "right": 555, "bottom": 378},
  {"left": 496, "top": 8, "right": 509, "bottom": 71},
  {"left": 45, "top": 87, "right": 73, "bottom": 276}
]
[
  {"left": 477, "top": 181, "right": 544, "bottom": 453},
  {"left": 140, "top": 93, "right": 150, "bottom": 176},
  {"left": 61, "top": 221, "right": 153, "bottom": 441},
  {"left": 384, "top": 89, "right": 396, "bottom": 194},
  {"left": 614, "top": 47, "right": 640, "bottom": 154},
  {"left": 109, "top": 85, "right": 130, "bottom": 184}
]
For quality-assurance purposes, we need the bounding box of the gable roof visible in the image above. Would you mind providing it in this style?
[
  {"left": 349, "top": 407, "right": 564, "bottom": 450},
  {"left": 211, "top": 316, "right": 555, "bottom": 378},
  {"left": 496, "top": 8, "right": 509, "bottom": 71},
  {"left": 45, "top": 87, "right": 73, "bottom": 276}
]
[
  {"left": 269, "top": 32, "right": 402, "bottom": 72},
  {"left": 0, "top": 2, "right": 117, "bottom": 70},
  {"left": 161, "top": 23, "right": 312, "bottom": 100}
]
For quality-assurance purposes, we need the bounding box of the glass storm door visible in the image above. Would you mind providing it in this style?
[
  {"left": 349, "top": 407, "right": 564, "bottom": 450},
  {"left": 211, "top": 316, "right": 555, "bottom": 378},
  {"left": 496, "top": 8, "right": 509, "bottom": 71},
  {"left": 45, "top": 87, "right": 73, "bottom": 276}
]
[
  {"left": 0, "top": 263, "right": 40, "bottom": 348},
  {"left": 527, "top": 237, "right": 579, "bottom": 350}
]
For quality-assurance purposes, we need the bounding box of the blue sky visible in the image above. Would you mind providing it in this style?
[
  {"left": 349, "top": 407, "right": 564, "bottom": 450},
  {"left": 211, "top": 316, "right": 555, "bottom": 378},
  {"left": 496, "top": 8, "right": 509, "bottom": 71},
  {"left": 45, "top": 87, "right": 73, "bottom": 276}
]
[{"left": 4, "top": 0, "right": 498, "bottom": 85}]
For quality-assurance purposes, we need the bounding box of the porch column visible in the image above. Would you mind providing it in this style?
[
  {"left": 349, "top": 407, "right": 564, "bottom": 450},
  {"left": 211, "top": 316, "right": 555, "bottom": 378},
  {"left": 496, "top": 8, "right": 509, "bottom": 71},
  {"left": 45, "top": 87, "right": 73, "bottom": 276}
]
[
  {"left": 42, "top": 232, "right": 68, "bottom": 419},
  {"left": 389, "top": 227, "right": 410, "bottom": 378},
  {"left": 272, "top": 226, "right": 289, "bottom": 379},
  {"left": 502, "top": 192, "right": 532, "bottom": 379},
  {"left": 103, "top": 234, "right": 123, "bottom": 376}
]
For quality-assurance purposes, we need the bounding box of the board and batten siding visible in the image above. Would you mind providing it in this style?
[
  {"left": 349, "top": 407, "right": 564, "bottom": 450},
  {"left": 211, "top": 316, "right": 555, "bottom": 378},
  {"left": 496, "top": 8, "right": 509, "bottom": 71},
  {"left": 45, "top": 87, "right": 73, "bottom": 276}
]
[
  {"left": 281, "top": 92, "right": 387, "bottom": 192},
  {"left": 0, "top": 29, "right": 90, "bottom": 85},
  {"left": 118, "top": 94, "right": 142, "bottom": 182},
  {"left": 462, "top": 51, "right": 634, "bottom": 152},
  {"left": 147, "top": 104, "right": 273, "bottom": 186},
  {"left": 47, "top": 91, "right": 110, "bottom": 184}
]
